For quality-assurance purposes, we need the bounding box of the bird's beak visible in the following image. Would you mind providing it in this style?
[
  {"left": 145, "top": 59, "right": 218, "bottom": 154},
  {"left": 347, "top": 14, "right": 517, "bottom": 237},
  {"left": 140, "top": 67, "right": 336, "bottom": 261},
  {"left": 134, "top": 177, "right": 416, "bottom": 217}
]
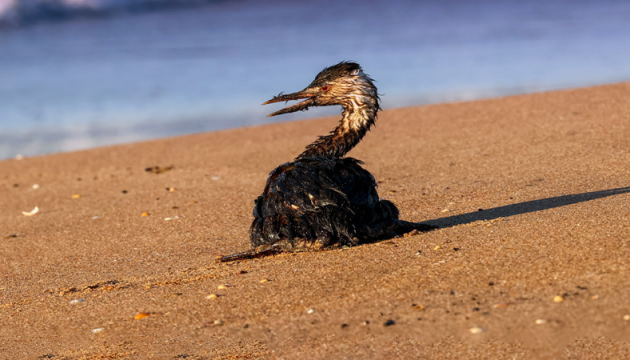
[{"left": 262, "top": 90, "right": 315, "bottom": 117}]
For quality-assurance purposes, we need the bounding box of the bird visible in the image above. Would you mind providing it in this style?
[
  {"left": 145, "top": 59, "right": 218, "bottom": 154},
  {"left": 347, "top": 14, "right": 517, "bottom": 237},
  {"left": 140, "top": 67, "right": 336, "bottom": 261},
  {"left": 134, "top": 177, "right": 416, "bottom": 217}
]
[{"left": 218, "top": 61, "right": 436, "bottom": 262}]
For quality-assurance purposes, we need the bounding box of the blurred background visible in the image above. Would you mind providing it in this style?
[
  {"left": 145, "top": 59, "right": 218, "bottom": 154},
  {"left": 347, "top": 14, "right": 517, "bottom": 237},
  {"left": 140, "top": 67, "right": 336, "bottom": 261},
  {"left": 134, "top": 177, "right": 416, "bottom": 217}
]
[{"left": 1, "top": 0, "right": 630, "bottom": 160}]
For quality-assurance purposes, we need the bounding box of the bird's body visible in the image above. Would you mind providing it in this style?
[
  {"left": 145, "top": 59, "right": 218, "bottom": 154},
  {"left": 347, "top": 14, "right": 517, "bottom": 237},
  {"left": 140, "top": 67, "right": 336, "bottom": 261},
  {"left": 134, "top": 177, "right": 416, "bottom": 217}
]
[
  {"left": 218, "top": 62, "right": 435, "bottom": 262},
  {"left": 250, "top": 156, "right": 401, "bottom": 250}
]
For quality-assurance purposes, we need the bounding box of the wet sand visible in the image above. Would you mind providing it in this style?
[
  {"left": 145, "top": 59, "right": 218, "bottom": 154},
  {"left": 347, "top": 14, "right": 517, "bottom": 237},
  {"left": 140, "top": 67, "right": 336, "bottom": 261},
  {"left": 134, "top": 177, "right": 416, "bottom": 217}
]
[{"left": 1, "top": 82, "right": 630, "bottom": 358}]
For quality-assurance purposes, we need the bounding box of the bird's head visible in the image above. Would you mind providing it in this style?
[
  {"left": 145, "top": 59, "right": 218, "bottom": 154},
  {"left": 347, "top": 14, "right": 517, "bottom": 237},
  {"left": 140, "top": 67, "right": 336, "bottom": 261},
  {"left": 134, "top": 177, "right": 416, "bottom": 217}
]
[{"left": 263, "top": 61, "right": 379, "bottom": 117}]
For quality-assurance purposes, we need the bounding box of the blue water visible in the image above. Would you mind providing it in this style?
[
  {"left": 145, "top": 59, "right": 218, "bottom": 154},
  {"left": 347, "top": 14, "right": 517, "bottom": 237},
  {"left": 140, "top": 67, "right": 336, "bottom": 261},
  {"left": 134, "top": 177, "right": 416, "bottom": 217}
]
[{"left": 1, "top": 0, "right": 630, "bottom": 159}]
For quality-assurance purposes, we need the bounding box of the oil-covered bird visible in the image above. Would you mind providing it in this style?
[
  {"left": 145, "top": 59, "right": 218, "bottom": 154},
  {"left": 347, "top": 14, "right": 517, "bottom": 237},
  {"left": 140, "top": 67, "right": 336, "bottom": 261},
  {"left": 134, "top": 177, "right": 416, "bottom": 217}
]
[{"left": 218, "top": 62, "right": 436, "bottom": 262}]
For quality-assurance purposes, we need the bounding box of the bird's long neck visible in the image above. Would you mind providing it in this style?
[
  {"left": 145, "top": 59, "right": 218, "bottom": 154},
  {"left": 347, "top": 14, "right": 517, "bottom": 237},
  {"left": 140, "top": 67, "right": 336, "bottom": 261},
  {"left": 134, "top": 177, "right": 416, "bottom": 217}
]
[{"left": 296, "top": 97, "right": 379, "bottom": 160}]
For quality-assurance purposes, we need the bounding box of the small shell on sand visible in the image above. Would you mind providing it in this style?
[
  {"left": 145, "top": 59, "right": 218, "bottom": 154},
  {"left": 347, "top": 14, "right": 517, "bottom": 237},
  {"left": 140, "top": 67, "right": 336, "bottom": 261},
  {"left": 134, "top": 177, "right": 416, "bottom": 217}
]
[
  {"left": 535, "top": 319, "right": 546, "bottom": 324},
  {"left": 22, "top": 207, "right": 39, "bottom": 216},
  {"left": 260, "top": 279, "right": 270, "bottom": 283},
  {"left": 307, "top": 309, "right": 314, "bottom": 314},
  {"left": 72, "top": 194, "right": 81, "bottom": 199},
  {"left": 207, "top": 294, "right": 218, "bottom": 299},
  {"left": 92, "top": 328, "right": 104, "bottom": 333},
  {"left": 32, "top": 184, "right": 40, "bottom": 189},
  {"left": 164, "top": 216, "right": 181, "bottom": 220},
  {"left": 135, "top": 313, "right": 151, "bottom": 320},
  {"left": 469, "top": 327, "right": 485, "bottom": 334},
  {"left": 623, "top": 315, "right": 630, "bottom": 321},
  {"left": 214, "top": 319, "right": 224, "bottom": 325},
  {"left": 69, "top": 299, "right": 85, "bottom": 305},
  {"left": 141, "top": 212, "right": 150, "bottom": 217},
  {"left": 554, "top": 296, "right": 564, "bottom": 302},
  {"left": 217, "top": 284, "right": 229, "bottom": 290}
]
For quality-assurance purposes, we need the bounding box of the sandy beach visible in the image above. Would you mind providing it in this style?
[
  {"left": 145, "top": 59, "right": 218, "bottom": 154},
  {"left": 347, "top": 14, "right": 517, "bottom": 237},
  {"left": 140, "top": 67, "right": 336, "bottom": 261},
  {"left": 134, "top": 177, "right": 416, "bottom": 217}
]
[{"left": 1, "top": 82, "right": 630, "bottom": 358}]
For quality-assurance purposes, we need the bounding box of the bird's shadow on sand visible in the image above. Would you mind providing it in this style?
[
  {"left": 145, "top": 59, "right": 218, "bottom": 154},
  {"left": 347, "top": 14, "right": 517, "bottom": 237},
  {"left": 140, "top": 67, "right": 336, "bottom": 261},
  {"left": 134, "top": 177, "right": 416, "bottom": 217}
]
[
  {"left": 423, "top": 186, "right": 630, "bottom": 229},
  {"left": 218, "top": 186, "right": 630, "bottom": 263}
]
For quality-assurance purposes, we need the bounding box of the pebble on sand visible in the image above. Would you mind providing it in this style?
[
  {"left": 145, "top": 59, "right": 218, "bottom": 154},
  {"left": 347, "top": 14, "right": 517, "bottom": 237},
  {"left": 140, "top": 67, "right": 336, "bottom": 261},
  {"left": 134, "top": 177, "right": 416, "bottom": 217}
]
[
  {"left": 469, "top": 327, "right": 485, "bottom": 334},
  {"left": 554, "top": 296, "right": 564, "bottom": 302},
  {"left": 535, "top": 319, "right": 546, "bottom": 325},
  {"left": 92, "top": 328, "right": 104, "bottom": 333},
  {"left": 214, "top": 319, "right": 224, "bottom": 325},
  {"left": 32, "top": 184, "right": 40, "bottom": 189},
  {"left": 404, "top": 230, "right": 420, "bottom": 237},
  {"left": 307, "top": 309, "right": 314, "bottom": 314},
  {"left": 260, "top": 279, "right": 270, "bottom": 283},
  {"left": 72, "top": 194, "right": 81, "bottom": 199},
  {"left": 135, "top": 313, "right": 151, "bottom": 320},
  {"left": 164, "top": 216, "right": 181, "bottom": 221},
  {"left": 69, "top": 299, "right": 85, "bottom": 305},
  {"left": 141, "top": 212, "right": 150, "bottom": 217},
  {"left": 623, "top": 315, "right": 630, "bottom": 321}
]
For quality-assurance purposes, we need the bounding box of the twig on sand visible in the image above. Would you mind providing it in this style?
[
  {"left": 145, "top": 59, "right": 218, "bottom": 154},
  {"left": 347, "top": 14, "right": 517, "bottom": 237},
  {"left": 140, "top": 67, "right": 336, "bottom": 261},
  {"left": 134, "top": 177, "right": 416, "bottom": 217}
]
[{"left": 215, "top": 248, "right": 284, "bottom": 263}]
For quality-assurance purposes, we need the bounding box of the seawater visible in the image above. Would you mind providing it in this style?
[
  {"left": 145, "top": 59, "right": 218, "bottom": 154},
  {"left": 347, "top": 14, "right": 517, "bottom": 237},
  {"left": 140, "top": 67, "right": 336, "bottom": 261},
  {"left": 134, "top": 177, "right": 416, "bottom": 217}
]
[{"left": 1, "top": 0, "right": 630, "bottom": 159}]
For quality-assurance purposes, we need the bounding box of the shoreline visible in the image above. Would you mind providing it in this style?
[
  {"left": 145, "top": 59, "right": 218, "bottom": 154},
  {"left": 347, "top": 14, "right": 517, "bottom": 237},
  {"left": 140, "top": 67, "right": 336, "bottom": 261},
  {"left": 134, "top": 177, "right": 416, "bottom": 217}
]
[
  {"left": 1, "top": 82, "right": 630, "bottom": 358},
  {"left": 4, "top": 80, "right": 630, "bottom": 162}
]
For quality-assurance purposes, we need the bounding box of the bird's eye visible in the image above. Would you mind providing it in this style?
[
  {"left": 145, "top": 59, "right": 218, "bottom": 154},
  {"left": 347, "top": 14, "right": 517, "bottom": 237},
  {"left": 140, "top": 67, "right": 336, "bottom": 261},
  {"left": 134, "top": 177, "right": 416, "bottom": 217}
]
[{"left": 321, "top": 86, "right": 329, "bottom": 91}]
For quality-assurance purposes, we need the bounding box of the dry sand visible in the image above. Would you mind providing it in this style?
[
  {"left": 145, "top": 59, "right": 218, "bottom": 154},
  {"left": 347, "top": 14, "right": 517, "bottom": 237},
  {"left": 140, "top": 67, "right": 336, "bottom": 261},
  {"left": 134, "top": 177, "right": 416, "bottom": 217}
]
[{"left": 1, "top": 83, "right": 630, "bottom": 359}]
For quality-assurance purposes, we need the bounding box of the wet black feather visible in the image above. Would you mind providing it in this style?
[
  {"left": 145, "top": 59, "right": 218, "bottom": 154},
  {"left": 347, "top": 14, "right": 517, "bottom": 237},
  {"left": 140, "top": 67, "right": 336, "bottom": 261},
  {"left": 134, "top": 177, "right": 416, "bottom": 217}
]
[{"left": 250, "top": 156, "right": 410, "bottom": 248}]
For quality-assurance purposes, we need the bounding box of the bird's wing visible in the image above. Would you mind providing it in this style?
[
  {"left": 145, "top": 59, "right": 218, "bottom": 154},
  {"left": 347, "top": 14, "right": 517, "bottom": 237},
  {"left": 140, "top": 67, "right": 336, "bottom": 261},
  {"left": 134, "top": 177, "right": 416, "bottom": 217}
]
[{"left": 334, "top": 157, "right": 379, "bottom": 209}]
